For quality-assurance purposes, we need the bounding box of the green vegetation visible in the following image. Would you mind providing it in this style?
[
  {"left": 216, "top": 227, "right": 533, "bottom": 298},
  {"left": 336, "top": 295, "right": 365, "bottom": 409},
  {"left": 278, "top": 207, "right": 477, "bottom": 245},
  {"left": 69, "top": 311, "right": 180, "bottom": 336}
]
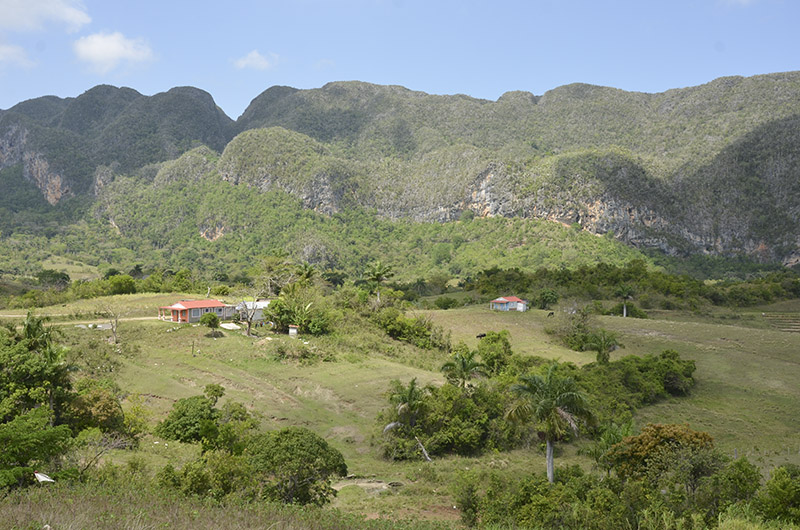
[
  {"left": 5, "top": 72, "right": 800, "bottom": 284},
  {"left": 5, "top": 72, "right": 800, "bottom": 528},
  {"left": 1, "top": 274, "right": 800, "bottom": 529}
]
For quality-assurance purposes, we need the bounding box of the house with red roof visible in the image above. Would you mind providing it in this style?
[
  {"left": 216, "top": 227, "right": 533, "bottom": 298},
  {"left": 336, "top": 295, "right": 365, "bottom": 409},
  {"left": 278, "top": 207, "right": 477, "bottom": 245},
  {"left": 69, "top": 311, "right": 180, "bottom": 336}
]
[
  {"left": 489, "top": 296, "right": 528, "bottom": 312},
  {"left": 158, "top": 299, "right": 235, "bottom": 323}
]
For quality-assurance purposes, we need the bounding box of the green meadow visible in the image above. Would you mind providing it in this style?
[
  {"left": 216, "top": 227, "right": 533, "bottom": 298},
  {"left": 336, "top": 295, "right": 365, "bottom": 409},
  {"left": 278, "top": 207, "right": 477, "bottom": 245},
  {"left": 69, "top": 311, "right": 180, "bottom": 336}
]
[{"left": 6, "top": 292, "right": 798, "bottom": 525}]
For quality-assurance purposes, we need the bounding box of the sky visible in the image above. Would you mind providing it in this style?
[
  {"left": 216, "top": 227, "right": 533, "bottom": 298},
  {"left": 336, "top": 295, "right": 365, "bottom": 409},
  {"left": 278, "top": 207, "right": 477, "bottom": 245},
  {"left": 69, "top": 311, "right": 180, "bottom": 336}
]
[{"left": 0, "top": 0, "right": 798, "bottom": 119}]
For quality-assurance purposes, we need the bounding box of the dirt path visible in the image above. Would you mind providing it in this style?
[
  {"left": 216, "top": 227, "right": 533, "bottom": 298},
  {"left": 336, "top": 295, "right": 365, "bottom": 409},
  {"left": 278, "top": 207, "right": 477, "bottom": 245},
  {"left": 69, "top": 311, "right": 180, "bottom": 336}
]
[{"left": 0, "top": 315, "right": 158, "bottom": 325}]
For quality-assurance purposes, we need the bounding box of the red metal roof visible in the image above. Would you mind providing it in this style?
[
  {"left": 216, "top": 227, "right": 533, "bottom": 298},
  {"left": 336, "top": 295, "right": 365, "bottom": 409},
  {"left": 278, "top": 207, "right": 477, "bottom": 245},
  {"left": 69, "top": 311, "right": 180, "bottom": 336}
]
[
  {"left": 490, "top": 296, "right": 525, "bottom": 303},
  {"left": 163, "top": 299, "right": 228, "bottom": 310}
]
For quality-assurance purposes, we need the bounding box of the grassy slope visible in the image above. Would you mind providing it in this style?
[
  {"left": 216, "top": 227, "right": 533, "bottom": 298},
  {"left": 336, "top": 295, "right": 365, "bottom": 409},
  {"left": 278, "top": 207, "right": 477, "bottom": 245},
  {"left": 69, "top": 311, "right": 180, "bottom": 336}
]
[
  {"left": 11, "top": 294, "right": 800, "bottom": 523},
  {"left": 428, "top": 305, "right": 800, "bottom": 471}
]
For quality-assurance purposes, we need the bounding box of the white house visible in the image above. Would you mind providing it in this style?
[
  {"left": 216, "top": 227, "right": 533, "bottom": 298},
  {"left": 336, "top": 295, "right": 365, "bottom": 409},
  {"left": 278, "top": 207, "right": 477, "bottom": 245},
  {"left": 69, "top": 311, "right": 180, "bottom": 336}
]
[
  {"left": 236, "top": 300, "right": 271, "bottom": 321},
  {"left": 489, "top": 296, "right": 528, "bottom": 312}
]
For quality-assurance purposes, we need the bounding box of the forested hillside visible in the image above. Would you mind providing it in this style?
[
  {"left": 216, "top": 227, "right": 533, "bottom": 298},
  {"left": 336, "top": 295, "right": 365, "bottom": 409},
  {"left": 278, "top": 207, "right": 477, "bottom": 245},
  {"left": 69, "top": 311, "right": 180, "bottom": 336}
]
[{"left": 2, "top": 72, "right": 800, "bottom": 272}]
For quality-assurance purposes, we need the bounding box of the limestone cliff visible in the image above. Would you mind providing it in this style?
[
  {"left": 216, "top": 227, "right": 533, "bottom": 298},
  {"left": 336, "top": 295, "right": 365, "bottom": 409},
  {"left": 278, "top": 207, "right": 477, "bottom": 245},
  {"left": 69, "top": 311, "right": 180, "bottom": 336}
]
[{"left": 0, "top": 125, "right": 72, "bottom": 205}]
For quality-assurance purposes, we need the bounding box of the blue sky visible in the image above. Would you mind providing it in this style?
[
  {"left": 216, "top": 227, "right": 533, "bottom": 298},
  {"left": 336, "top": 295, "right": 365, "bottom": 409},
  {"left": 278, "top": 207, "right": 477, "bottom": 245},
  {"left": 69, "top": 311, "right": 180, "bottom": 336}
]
[{"left": 0, "top": 0, "right": 798, "bottom": 119}]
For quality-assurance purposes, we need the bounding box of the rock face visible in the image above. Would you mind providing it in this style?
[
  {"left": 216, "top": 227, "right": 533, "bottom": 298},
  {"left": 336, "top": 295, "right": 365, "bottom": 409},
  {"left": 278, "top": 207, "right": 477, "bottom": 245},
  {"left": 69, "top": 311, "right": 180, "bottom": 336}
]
[
  {"left": 23, "top": 151, "right": 72, "bottom": 205},
  {"left": 0, "top": 125, "right": 73, "bottom": 204}
]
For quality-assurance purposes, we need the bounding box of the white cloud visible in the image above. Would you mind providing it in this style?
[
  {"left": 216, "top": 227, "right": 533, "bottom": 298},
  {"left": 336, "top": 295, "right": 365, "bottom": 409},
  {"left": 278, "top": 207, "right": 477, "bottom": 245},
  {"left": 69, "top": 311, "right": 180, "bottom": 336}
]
[
  {"left": 314, "top": 58, "right": 336, "bottom": 70},
  {"left": 0, "top": 0, "right": 90, "bottom": 32},
  {"left": 234, "top": 50, "right": 277, "bottom": 70},
  {"left": 719, "top": 0, "right": 757, "bottom": 6},
  {"left": 73, "top": 32, "right": 153, "bottom": 74},
  {"left": 0, "top": 43, "right": 33, "bottom": 67}
]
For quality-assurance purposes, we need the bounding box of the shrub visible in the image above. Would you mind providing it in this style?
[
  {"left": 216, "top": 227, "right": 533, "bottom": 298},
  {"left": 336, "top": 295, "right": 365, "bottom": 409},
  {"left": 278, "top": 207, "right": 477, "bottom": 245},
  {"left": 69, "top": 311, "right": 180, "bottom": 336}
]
[
  {"left": 246, "top": 426, "right": 347, "bottom": 505},
  {"left": 434, "top": 296, "right": 459, "bottom": 310},
  {"left": 154, "top": 395, "right": 217, "bottom": 443},
  {"left": 199, "top": 312, "right": 220, "bottom": 329},
  {"left": 373, "top": 307, "right": 450, "bottom": 351}
]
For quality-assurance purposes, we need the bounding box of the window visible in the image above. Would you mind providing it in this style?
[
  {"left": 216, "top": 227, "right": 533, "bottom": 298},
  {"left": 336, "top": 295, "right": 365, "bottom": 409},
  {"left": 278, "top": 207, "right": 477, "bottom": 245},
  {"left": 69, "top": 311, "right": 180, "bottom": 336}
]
[{"left": 192, "top": 308, "right": 200, "bottom": 317}]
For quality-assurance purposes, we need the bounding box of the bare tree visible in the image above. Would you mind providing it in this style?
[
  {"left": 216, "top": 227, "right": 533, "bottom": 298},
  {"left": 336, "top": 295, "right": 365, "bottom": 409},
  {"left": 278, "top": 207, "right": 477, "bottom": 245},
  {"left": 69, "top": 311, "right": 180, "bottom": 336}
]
[
  {"left": 97, "top": 302, "right": 129, "bottom": 344},
  {"left": 237, "top": 255, "right": 298, "bottom": 337}
]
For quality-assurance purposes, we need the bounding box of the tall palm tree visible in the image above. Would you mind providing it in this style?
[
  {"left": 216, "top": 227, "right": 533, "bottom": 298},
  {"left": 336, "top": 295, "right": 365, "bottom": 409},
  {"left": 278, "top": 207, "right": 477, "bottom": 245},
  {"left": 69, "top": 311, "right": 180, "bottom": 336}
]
[
  {"left": 616, "top": 284, "right": 636, "bottom": 318},
  {"left": 364, "top": 260, "right": 394, "bottom": 303},
  {"left": 583, "top": 329, "right": 620, "bottom": 364},
  {"left": 441, "top": 348, "right": 487, "bottom": 389},
  {"left": 506, "top": 363, "right": 593, "bottom": 483}
]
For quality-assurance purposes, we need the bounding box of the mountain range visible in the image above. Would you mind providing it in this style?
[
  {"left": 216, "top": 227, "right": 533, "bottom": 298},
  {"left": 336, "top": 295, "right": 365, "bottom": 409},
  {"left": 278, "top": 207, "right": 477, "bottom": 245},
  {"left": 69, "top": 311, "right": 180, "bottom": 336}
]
[{"left": 2, "top": 71, "right": 800, "bottom": 266}]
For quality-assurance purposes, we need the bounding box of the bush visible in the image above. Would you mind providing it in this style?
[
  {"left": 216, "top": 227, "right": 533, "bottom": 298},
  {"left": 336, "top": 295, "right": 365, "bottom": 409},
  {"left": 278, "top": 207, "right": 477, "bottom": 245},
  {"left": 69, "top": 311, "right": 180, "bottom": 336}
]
[
  {"left": 154, "top": 395, "right": 217, "bottom": 443},
  {"left": 199, "top": 312, "right": 220, "bottom": 329},
  {"left": 476, "top": 330, "right": 513, "bottom": 375},
  {"left": 373, "top": 307, "right": 450, "bottom": 350},
  {"left": 246, "top": 426, "right": 347, "bottom": 505},
  {"left": 379, "top": 381, "right": 521, "bottom": 460},
  {"left": 755, "top": 465, "right": 800, "bottom": 524},
  {"left": 434, "top": 296, "right": 460, "bottom": 310}
]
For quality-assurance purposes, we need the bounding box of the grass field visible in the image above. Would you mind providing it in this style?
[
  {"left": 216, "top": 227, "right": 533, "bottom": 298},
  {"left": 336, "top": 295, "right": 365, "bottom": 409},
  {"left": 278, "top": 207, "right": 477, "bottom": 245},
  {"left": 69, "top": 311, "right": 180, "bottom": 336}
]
[
  {"left": 11, "top": 294, "right": 800, "bottom": 522},
  {"left": 40, "top": 256, "right": 101, "bottom": 281}
]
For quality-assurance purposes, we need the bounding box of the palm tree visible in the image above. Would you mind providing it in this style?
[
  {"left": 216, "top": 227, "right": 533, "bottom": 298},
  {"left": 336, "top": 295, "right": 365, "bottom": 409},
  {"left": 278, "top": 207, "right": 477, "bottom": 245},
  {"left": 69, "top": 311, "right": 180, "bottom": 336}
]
[
  {"left": 22, "top": 312, "right": 69, "bottom": 425},
  {"left": 579, "top": 420, "right": 634, "bottom": 475},
  {"left": 441, "top": 347, "right": 487, "bottom": 389},
  {"left": 583, "top": 329, "right": 620, "bottom": 364},
  {"left": 296, "top": 262, "right": 317, "bottom": 286},
  {"left": 615, "top": 284, "right": 636, "bottom": 318},
  {"left": 506, "top": 363, "right": 593, "bottom": 483},
  {"left": 383, "top": 378, "right": 432, "bottom": 461},
  {"left": 364, "top": 260, "right": 394, "bottom": 303},
  {"left": 22, "top": 311, "right": 55, "bottom": 352},
  {"left": 385, "top": 378, "right": 426, "bottom": 429}
]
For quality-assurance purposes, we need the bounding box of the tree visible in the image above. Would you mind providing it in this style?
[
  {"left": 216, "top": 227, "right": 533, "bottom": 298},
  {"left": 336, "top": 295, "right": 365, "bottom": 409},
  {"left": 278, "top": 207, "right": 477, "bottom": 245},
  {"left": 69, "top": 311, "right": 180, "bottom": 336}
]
[
  {"left": 237, "top": 255, "right": 298, "bottom": 337},
  {"left": 246, "top": 426, "right": 347, "bottom": 505},
  {"left": 19, "top": 312, "right": 70, "bottom": 424},
  {"left": 583, "top": 329, "right": 620, "bottom": 364},
  {"left": 476, "top": 330, "right": 513, "bottom": 375},
  {"left": 441, "top": 345, "right": 487, "bottom": 389},
  {"left": 295, "top": 262, "right": 317, "bottom": 286},
  {"left": 506, "top": 362, "right": 593, "bottom": 483},
  {"left": 616, "top": 284, "right": 636, "bottom": 318},
  {"left": 199, "top": 312, "right": 221, "bottom": 336},
  {"left": 607, "top": 423, "right": 715, "bottom": 481},
  {"left": 755, "top": 464, "right": 800, "bottom": 524},
  {"left": 37, "top": 269, "right": 70, "bottom": 289},
  {"left": 154, "top": 395, "right": 218, "bottom": 444},
  {"left": 108, "top": 274, "right": 136, "bottom": 295},
  {"left": 0, "top": 407, "right": 72, "bottom": 489},
  {"left": 385, "top": 378, "right": 427, "bottom": 430},
  {"left": 382, "top": 378, "right": 434, "bottom": 460},
  {"left": 537, "top": 288, "right": 559, "bottom": 310},
  {"left": 364, "top": 260, "right": 394, "bottom": 304},
  {"left": 97, "top": 302, "right": 129, "bottom": 345},
  {"left": 579, "top": 420, "right": 634, "bottom": 475}
]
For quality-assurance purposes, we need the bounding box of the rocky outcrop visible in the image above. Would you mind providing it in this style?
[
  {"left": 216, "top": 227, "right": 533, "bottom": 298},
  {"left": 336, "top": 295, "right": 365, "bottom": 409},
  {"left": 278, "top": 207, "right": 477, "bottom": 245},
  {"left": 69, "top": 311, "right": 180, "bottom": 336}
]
[
  {"left": 0, "top": 125, "right": 26, "bottom": 170},
  {"left": 1, "top": 125, "right": 72, "bottom": 204},
  {"left": 22, "top": 152, "right": 72, "bottom": 205}
]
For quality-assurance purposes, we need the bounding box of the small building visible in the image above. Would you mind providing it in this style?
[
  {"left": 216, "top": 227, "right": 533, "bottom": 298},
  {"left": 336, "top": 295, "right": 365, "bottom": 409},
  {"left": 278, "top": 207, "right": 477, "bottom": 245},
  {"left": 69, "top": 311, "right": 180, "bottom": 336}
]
[
  {"left": 489, "top": 296, "right": 528, "bottom": 312},
  {"left": 158, "top": 299, "right": 235, "bottom": 323},
  {"left": 235, "top": 300, "right": 271, "bottom": 322}
]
